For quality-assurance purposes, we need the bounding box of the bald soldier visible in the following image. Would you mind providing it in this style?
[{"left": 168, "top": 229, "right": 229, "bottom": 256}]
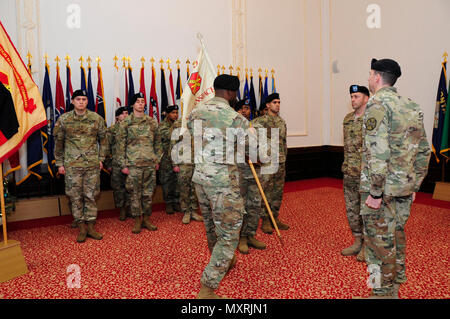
[
  {"left": 188, "top": 74, "right": 250, "bottom": 299},
  {"left": 359, "top": 58, "right": 430, "bottom": 298},
  {"left": 158, "top": 105, "right": 181, "bottom": 214},
  {"left": 54, "top": 89, "right": 107, "bottom": 243},
  {"left": 117, "top": 92, "right": 162, "bottom": 234},
  {"left": 341, "top": 85, "right": 370, "bottom": 262}
]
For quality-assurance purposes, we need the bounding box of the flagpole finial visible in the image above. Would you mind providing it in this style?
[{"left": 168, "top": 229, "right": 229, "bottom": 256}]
[
  {"left": 55, "top": 55, "right": 61, "bottom": 68},
  {"left": 44, "top": 53, "right": 49, "bottom": 67},
  {"left": 113, "top": 55, "right": 119, "bottom": 68},
  {"left": 159, "top": 59, "right": 165, "bottom": 69},
  {"left": 127, "top": 56, "right": 131, "bottom": 69},
  {"left": 176, "top": 59, "right": 181, "bottom": 69},
  {"left": 87, "top": 56, "right": 92, "bottom": 68},
  {"left": 27, "top": 51, "right": 32, "bottom": 69},
  {"left": 122, "top": 56, "right": 127, "bottom": 68},
  {"left": 96, "top": 57, "right": 101, "bottom": 67},
  {"left": 140, "top": 57, "right": 145, "bottom": 68},
  {"left": 217, "top": 65, "right": 221, "bottom": 75},
  {"left": 265, "top": 68, "right": 268, "bottom": 75},
  {"left": 444, "top": 52, "right": 448, "bottom": 63},
  {"left": 166, "top": 59, "right": 172, "bottom": 70},
  {"left": 79, "top": 55, "right": 84, "bottom": 67},
  {"left": 65, "top": 55, "right": 71, "bottom": 67},
  {"left": 229, "top": 66, "right": 233, "bottom": 75},
  {"left": 186, "top": 59, "right": 190, "bottom": 65},
  {"left": 258, "top": 68, "right": 262, "bottom": 75},
  {"left": 250, "top": 68, "right": 253, "bottom": 76},
  {"left": 221, "top": 65, "right": 225, "bottom": 74},
  {"left": 271, "top": 68, "right": 275, "bottom": 76}
]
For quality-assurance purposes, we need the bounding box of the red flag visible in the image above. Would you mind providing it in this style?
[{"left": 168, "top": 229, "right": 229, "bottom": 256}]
[
  {"left": 95, "top": 64, "right": 106, "bottom": 120},
  {"left": 55, "top": 63, "right": 65, "bottom": 119},
  {"left": 149, "top": 65, "right": 159, "bottom": 122},
  {"left": 168, "top": 68, "right": 175, "bottom": 105},
  {"left": 139, "top": 65, "right": 147, "bottom": 112}
]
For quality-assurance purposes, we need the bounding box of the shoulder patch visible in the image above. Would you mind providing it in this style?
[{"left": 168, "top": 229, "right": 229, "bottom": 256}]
[{"left": 365, "top": 117, "right": 377, "bottom": 131}]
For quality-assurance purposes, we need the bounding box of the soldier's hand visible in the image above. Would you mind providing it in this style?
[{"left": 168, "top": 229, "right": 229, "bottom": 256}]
[
  {"left": 58, "top": 166, "right": 66, "bottom": 175},
  {"left": 156, "top": 164, "right": 160, "bottom": 170},
  {"left": 412, "top": 192, "right": 416, "bottom": 202},
  {"left": 121, "top": 167, "right": 130, "bottom": 175},
  {"left": 99, "top": 162, "right": 104, "bottom": 170},
  {"left": 365, "top": 195, "right": 382, "bottom": 209},
  {"left": 173, "top": 166, "right": 180, "bottom": 173}
]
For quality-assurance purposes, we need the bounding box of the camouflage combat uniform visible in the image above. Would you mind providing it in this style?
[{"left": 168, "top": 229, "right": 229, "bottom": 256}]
[
  {"left": 158, "top": 117, "right": 180, "bottom": 209},
  {"left": 106, "top": 122, "right": 128, "bottom": 209},
  {"left": 360, "top": 87, "right": 430, "bottom": 296},
  {"left": 252, "top": 113, "right": 288, "bottom": 222},
  {"left": 54, "top": 110, "right": 107, "bottom": 223},
  {"left": 170, "top": 119, "right": 198, "bottom": 216},
  {"left": 117, "top": 113, "right": 162, "bottom": 218},
  {"left": 187, "top": 96, "right": 248, "bottom": 290},
  {"left": 342, "top": 112, "right": 364, "bottom": 236}
]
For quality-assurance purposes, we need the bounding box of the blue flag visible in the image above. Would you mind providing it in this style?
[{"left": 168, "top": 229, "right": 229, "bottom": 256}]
[
  {"left": 432, "top": 61, "right": 448, "bottom": 162},
  {"left": 42, "top": 64, "right": 55, "bottom": 177},
  {"left": 65, "top": 65, "right": 73, "bottom": 111},
  {"left": 243, "top": 76, "right": 249, "bottom": 99},
  {"left": 128, "top": 67, "right": 135, "bottom": 107},
  {"left": 80, "top": 65, "right": 87, "bottom": 91},
  {"left": 160, "top": 68, "right": 168, "bottom": 120},
  {"left": 87, "top": 66, "right": 95, "bottom": 112},
  {"left": 249, "top": 75, "right": 257, "bottom": 119}
]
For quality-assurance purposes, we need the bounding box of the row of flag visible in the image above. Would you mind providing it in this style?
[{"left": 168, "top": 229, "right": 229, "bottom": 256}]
[
  {"left": 432, "top": 52, "right": 450, "bottom": 163},
  {"left": 2, "top": 50, "right": 277, "bottom": 186}
]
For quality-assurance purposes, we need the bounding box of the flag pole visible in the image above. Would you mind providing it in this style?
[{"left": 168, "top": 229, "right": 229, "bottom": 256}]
[{"left": 1, "top": 163, "right": 8, "bottom": 245}]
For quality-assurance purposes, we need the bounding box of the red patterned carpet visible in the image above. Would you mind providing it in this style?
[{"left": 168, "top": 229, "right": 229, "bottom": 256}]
[{"left": 0, "top": 178, "right": 449, "bottom": 299}]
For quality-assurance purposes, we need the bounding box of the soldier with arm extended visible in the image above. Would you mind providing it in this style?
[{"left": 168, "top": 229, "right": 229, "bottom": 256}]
[
  {"left": 54, "top": 89, "right": 107, "bottom": 243},
  {"left": 117, "top": 93, "right": 162, "bottom": 234},
  {"left": 341, "top": 85, "right": 369, "bottom": 261},
  {"left": 157, "top": 105, "right": 181, "bottom": 215},
  {"left": 359, "top": 58, "right": 431, "bottom": 298}
]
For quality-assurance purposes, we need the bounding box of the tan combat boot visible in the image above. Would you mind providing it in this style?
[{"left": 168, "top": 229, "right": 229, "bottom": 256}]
[
  {"left": 238, "top": 236, "right": 249, "bottom": 254},
  {"left": 86, "top": 222, "right": 103, "bottom": 240},
  {"left": 196, "top": 283, "right": 224, "bottom": 299},
  {"left": 119, "top": 207, "right": 127, "bottom": 221},
  {"left": 261, "top": 218, "right": 274, "bottom": 234},
  {"left": 274, "top": 218, "right": 290, "bottom": 230},
  {"left": 132, "top": 216, "right": 142, "bottom": 234},
  {"left": 142, "top": 214, "right": 158, "bottom": 231},
  {"left": 247, "top": 235, "right": 267, "bottom": 250},
  {"left": 182, "top": 212, "right": 191, "bottom": 224},
  {"left": 76, "top": 222, "right": 88, "bottom": 243},
  {"left": 341, "top": 235, "right": 362, "bottom": 256},
  {"left": 191, "top": 212, "right": 203, "bottom": 222},
  {"left": 356, "top": 242, "right": 365, "bottom": 262}
]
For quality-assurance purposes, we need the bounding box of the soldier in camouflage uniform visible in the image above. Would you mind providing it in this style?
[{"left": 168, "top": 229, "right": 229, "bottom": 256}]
[
  {"left": 117, "top": 92, "right": 162, "bottom": 234},
  {"left": 157, "top": 105, "right": 181, "bottom": 214},
  {"left": 234, "top": 99, "right": 267, "bottom": 254},
  {"left": 170, "top": 118, "right": 203, "bottom": 224},
  {"left": 54, "top": 89, "right": 107, "bottom": 243},
  {"left": 359, "top": 58, "right": 430, "bottom": 298},
  {"left": 253, "top": 93, "right": 289, "bottom": 234},
  {"left": 341, "top": 85, "right": 369, "bottom": 262},
  {"left": 106, "top": 106, "right": 129, "bottom": 221},
  {"left": 188, "top": 74, "right": 249, "bottom": 299}
]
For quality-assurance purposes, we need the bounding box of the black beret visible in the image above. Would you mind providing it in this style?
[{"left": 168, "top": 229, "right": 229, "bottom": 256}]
[
  {"left": 72, "top": 89, "right": 88, "bottom": 99},
  {"left": 349, "top": 85, "right": 370, "bottom": 97},
  {"left": 130, "top": 92, "right": 145, "bottom": 106},
  {"left": 265, "top": 93, "right": 280, "bottom": 105},
  {"left": 213, "top": 74, "right": 240, "bottom": 91},
  {"left": 115, "top": 106, "right": 128, "bottom": 117},
  {"left": 371, "top": 58, "right": 401, "bottom": 78},
  {"left": 166, "top": 105, "right": 179, "bottom": 113},
  {"left": 234, "top": 99, "right": 250, "bottom": 111}
]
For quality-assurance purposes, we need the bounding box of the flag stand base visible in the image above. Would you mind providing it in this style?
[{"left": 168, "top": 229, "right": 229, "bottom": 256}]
[
  {"left": 432, "top": 182, "right": 450, "bottom": 202},
  {"left": 0, "top": 240, "right": 28, "bottom": 283}
]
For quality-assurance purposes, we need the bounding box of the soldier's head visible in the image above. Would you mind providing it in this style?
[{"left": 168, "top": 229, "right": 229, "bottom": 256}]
[
  {"left": 71, "top": 90, "right": 88, "bottom": 114},
  {"left": 214, "top": 74, "right": 240, "bottom": 107},
  {"left": 234, "top": 99, "right": 251, "bottom": 120},
  {"left": 131, "top": 93, "right": 146, "bottom": 113},
  {"left": 166, "top": 105, "right": 179, "bottom": 121},
  {"left": 368, "top": 58, "right": 401, "bottom": 93},
  {"left": 349, "top": 85, "right": 370, "bottom": 111},
  {"left": 115, "top": 106, "right": 129, "bottom": 122},
  {"left": 265, "top": 93, "right": 280, "bottom": 116}
]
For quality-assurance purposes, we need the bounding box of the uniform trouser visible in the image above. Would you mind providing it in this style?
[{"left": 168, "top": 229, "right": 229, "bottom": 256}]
[
  {"left": 343, "top": 175, "right": 363, "bottom": 236},
  {"left": 159, "top": 165, "right": 180, "bottom": 205},
  {"left": 178, "top": 164, "right": 198, "bottom": 214},
  {"left": 194, "top": 177, "right": 244, "bottom": 289},
  {"left": 111, "top": 165, "right": 129, "bottom": 208},
  {"left": 240, "top": 175, "right": 264, "bottom": 237},
  {"left": 65, "top": 166, "right": 100, "bottom": 223},
  {"left": 125, "top": 166, "right": 156, "bottom": 217},
  {"left": 261, "top": 162, "right": 286, "bottom": 219},
  {"left": 361, "top": 193, "right": 412, "bottom": 295}
]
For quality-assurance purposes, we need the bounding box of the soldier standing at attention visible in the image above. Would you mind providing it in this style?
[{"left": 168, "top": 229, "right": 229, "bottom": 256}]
[
  {"left": 117, "top": 92, "right": 162, "bottom": 234},
  {"left": 106, "top": 106, "right": 129, "bottom": 221},
  {"left": 188, "top": 74, "right": 248, "bottom": 299},
  {"left": 158, "top": 105, "right": 181, "bottom": 214},
  {"left": 253, "top": 93, "right": 289, "bottom": 234},
  {"left": 359, "top": 58, "right": 430, "bottom": 298},
  {"left": 54, "top": 89, "right": 107, "bottom": 243},
  {"left": 170, "top": 118, "right": 203, "bottom": 224},
  {"left": 341, "top": 85, "right": 369, "bottom": 262}
]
